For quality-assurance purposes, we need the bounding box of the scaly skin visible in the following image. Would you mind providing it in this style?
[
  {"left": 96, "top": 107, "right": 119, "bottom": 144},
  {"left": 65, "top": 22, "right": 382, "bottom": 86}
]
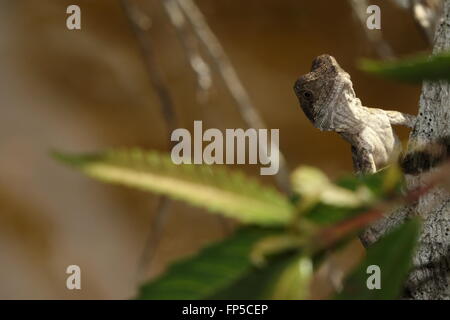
[{"left": 294, "top": 54, "right": 416, "bottom": 174}]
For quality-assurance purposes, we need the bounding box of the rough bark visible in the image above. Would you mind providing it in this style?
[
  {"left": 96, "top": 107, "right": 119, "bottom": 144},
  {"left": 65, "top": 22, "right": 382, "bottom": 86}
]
[{"left": 363, "top": 0, "right": 450, "bottom": 299}]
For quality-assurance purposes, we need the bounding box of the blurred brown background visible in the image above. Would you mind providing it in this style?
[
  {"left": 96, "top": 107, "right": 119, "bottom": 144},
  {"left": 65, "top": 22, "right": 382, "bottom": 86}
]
[{"left": 0, "top": 0, "right": 427, "bottom": 299}]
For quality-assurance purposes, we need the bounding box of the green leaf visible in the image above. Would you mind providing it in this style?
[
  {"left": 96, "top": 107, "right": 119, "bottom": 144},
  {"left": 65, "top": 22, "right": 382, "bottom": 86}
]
[
  {"left": 209, "top": 253, "right": 310, "bottom": 300},
  {"left": 54, "top": 149, "right": 294, "bottom": 226},
  {"left": 291, "top": 166, "right": 367, "bottom": 209},
  {"left": 359, "top": 51, "right": 450, "bottom": 83},
  {"left": 269, "top": 255, "right": 313, "bottom": 299},
  {"left": 136, "top": 227, "right": 279, "bottom": 300},
  {"left": 292, "top": 166, "right": 400, "bottom": 227},
  {"left": 304, "top": 203, "right": 366, "bottom": 226},
  {"left": 335, "top": 219, "right": 420, "bottom": 300},
  {"left": 291, "top": 166, "right": 403, "bottom": 229},
  {"left": 337, "top": 166, "right": 403, "bottom": 199}
]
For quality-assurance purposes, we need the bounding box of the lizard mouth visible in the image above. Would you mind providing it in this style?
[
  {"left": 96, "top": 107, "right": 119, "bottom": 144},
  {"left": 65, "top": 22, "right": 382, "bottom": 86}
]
[{"left": 293, "top": 78, "right": 303, "bottom": 95}]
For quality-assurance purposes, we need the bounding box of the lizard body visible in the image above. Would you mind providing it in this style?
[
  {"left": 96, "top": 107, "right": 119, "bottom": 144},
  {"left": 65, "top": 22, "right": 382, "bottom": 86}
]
[{"left": 294, "top": 54, "right": 416, "bottom": 174}]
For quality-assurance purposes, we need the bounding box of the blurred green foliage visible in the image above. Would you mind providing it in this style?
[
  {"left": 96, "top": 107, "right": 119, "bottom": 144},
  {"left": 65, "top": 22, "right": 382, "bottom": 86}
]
[
  {"left": 56, "top": 149, "right": 420, "bottom": 300},
  {"left": 360, "top": 51, "right": 450, "bottom": 83}
]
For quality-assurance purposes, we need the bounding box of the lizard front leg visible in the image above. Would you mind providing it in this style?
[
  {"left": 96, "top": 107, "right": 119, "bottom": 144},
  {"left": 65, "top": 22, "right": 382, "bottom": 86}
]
[
  {"left": 365, "top": 107, "right": 415, "bottom": 128},
  {"left": 351, "top": 146, "right": 377, "bottom": 175},
  {"left": 382, "top": 110, "right": 416, "bottom": 128}
]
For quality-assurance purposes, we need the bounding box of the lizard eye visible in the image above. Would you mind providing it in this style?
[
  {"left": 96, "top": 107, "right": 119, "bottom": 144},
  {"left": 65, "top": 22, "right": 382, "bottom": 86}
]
[{"left": 301, "top": 90, "right": 313, "bottom": 100}]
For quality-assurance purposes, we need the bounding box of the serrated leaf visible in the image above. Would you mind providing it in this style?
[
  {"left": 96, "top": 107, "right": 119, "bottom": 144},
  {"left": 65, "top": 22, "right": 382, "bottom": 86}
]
[
  {"left": 136, "top": 227, "right": 278, "bottom": 300},
  {"left": 53, "top": 149, "right": 294, "bottom": 226},
  {"left": 335, "top": 219, "right": 420, "bottom": 300},
  {"left": 359, "top": 51, "right": 450, "bottom": 83}
]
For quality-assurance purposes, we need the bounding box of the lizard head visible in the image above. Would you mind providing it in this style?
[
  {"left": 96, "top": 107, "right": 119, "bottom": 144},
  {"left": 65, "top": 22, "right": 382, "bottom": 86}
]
[{"left": 293, "top": 54, "right": 356, "bottom": 131}]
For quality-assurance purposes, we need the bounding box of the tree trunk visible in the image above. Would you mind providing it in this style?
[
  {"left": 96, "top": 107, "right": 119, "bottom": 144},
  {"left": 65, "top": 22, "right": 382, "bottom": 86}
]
[{"left": 363, "top": 0, "right": 450, "bottom": 299}]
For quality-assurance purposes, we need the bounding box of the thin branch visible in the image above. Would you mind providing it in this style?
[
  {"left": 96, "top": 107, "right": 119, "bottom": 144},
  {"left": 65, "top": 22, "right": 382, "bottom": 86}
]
[
  {"left": 161, "top": 0, "right": 212, "bottom": 102},
  {"left": 160, "top": 0, "right": 237, "bottom": 236},
  {"left": 348, "top": 0, "right": 395, "bottom": 59},
  {"left": 176, "top": 0, "right": 292, "bottom": 194},
  {"left": 318, "top": 159, "right": 450, "bottom": 249},
  {"left": 392, "top": 0, "right": 444, "bottom": 44},
  {"left": 119, "top": 0, "right": 177, "bottom": 282},
  {"left": 120, "top": 0, "right": 177, "bottom": 133},
  {"left": 136, "top": 196, "right": 172, "bottom": 280}
]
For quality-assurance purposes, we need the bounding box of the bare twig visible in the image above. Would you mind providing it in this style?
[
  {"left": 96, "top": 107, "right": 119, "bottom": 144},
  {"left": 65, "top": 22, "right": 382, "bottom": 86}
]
[
  {"left": 161, "top": 0, "right": 212, "bottom": 102},
  {"left": 392, "top": 0, "right": 444, "bottom": 44},
  {"left": 136, "top": 196, "right": 172, "bottom": 280},
  {"left": 175, "top": 0, "right": 291, "bottom": 194},
  {"left": 319, "top": 158, "right": 450, "bottom": 249},
  {"left": 160, "top": 0, "right": 236, "bottom": 236},
  {"left": 120, "top": 0, "right": 177, "bottom": 133},
  {"left": 119, "top": 0, "right": 177, "bottom": 282},
  {"left": 348, "top": 0, "right": 395, "bottom": 59}
]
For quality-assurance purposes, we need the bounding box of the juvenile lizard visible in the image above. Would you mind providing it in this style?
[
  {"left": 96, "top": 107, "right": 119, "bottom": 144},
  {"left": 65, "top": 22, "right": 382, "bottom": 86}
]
[{"left": 294, "top": 54, "right": 416, "bottom": 174}]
